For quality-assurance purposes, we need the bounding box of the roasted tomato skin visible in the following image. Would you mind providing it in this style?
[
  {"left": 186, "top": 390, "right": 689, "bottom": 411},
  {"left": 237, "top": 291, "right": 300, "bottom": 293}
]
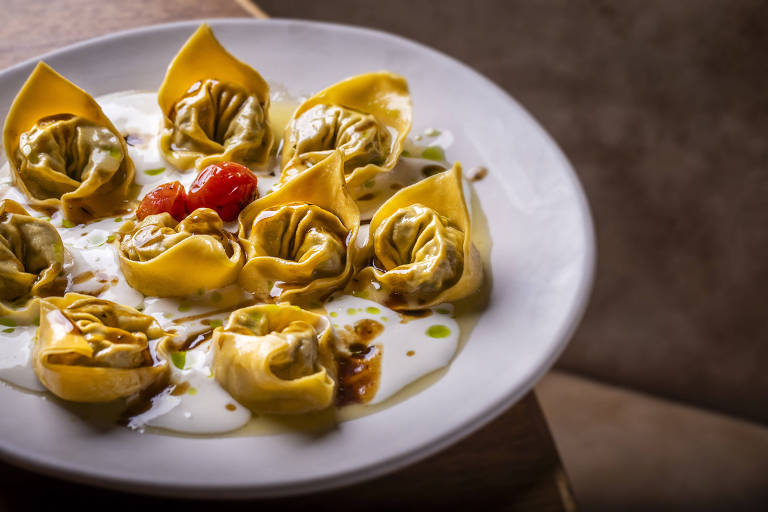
[
  {"left": 136, "top": 181, "right": 188, "bottom": 221},
  {"left": 186, "top": 162, "right": 259, "bottom": 222}
]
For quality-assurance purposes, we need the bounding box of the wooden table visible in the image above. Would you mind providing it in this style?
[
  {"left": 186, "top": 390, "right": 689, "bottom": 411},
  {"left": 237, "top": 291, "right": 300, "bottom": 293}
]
[{"left": 0, "top": 1, "right": 574, "bottom": 510}]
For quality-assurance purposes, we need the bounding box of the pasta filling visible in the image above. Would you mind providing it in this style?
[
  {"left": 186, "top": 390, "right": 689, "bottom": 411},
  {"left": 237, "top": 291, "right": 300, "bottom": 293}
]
[
  {"left": 247, "top": 203, "right": 347, "bottom": 279},
  {"left": 121, "top": 208, "right": 235, "bottom": 261},
  {"left": 0, "top": 199, "right": 64, "bottom": 302},
  {"left": 289, "top": 104, "right": 391, "bottom": 174},
  {"left": 373, "top": 204, "right": 465, "bottom": 301},
  {"left": 16, "top": 115, "right": 124, "bottom": 202},
  {"left": 46, "top": 301, "right": 157, "bottom": 369},
  {"left": 165, "top": 79, "right": 271, "bottom": 168}
]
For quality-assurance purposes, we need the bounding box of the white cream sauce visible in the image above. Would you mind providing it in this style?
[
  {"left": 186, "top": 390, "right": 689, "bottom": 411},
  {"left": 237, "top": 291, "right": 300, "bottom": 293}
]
[
  {"left": 0, "top": 89, "right": 471, "bottom": 435},
  {"left": 325, "top": 295, "right": 459, "bottom": 404}
]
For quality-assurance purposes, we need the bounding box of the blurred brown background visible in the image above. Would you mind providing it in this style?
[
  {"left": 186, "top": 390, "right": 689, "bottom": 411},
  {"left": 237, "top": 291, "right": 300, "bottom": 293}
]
[{"left": 1, "top": 1, "right": 767, "bottom": 510}]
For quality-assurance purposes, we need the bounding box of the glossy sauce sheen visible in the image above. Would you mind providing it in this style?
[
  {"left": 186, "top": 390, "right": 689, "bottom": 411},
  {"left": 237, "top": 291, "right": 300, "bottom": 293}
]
[{"left": 0, "top": 90, "right": 486, "bottom": 436}]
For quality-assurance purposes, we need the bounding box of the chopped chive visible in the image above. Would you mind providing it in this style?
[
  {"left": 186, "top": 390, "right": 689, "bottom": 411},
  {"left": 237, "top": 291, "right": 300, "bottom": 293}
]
[
  {"left": 106, "top": 235, "right": 115, "bottom": 244},
  {"left": 346, "top": 308, "right": 357, "bottom": 315},
  {"left": 113, "top": 217, "right": 123, "bottom": 222},
  {"left": 365, "top": 306, "right": 381, "bottom": 315},
  {"left": 108, "top": 148, "right": 122, "bottom": 159},
  {"left": 2, "top": 328, "right": 14, "bottom": 334},
  {"left": 178, "top": 303, "right": 191, "bottom": 313},
  {"left": 33, "top": 317, "right": 40, "bottom": 326},
  {"left": 0, "top": 318, "right": 16, "bottom": 328},
  {"left": 187, "top": 387, "right": 198, "bottom": 395},
  {"left": 425, "top": 128, "right": 441, "bottom": 137},
  {"left": 209, "top": 319, "right": 223, "bottom": 329},
  {"left": 61, "top": 219, "right": 76, "bottom": 228},
  {"left": 363, "top": 179, "right": 376, "bottom": 189},
  {"left": 329, "top": 312, "right": 338, "bottom": 318},
  {"left": 436, "top": 308, "right": 451, "bottom": 315},
  {"left": 401, "top": 150, "right": 412, "bottom": 157}
]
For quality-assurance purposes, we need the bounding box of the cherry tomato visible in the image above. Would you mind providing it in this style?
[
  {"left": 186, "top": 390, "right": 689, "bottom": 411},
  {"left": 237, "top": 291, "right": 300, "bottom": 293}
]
[
  {"left": 136, "top": 181, "right": 188, "bottom": 221},
  {"left": 186, "top": 162, "right": 259, "bottom": 221}
]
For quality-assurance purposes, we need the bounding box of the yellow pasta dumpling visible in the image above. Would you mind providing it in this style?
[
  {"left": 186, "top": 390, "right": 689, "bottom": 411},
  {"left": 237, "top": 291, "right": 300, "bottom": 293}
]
[
  {"left": 2, "top": 63, "right": 136, "bottom": 223},
  {"left": 238, "top": 151, "right": 359, "bottom": 304},
  {"left": 158, "top": 24, "right": 273, "bottom": 171},
  {"left": 353, "top": 163, "right": 482, "bottom": 309},
  {"left": 213, "top": 304, "right": 336, "bottom": 414},
  {"left": 35, "top": 294, "right": 172, "bottom": 402},
  {"left": 118, "top": 208, "right": 244, "bottom": 297},
  {"left": 281, "top": 72, "right": 412, "bottom": 192}
]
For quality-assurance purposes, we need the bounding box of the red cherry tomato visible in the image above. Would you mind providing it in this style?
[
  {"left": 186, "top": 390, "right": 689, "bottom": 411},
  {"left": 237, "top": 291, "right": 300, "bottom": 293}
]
[
  {"left": 186, "top": 162, "right": 259, "bottom": 221},
  {"left": 136, "top": 181, "right": 188, "bottom": 221}
]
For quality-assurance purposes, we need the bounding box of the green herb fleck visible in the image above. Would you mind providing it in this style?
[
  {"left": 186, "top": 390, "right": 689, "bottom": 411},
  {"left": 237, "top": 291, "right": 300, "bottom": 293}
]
[
  {"left": 178, "top": 303, "right": 191, "bottom": 313},
  {"left": 2, "top": 328, "right": 13, "bottom": 334},
  {"left": 401, "top": 150, "right": 412, "bottom": 157},
  {"left": 209, "top": 319, "right": 223, "bottom": 329},
  {"left": 436, "top": 308, "right": 451, "bottom": 315},
  {"left": 426, "top": 325, "right": 451, "bottom": 338},
  {"left": 33, "top": 317, "right": 40, "bottom": 326},
  {"left": 171, "top": 351, "right": 186, "bottom": 370},
  {"left": 109, "top": 148, "right": 122, "bottom": 159},
  {"left": 425, "top": 128, "right": 442, "bottom": 137},
  {"left": 106, "top": 235, "right": 115, "bottom": 244},
  {"left": 144, "top": 167, "right": 166, "bottom": 176},
  {"left": 113, "top": 217, "right": 123, "bottom": 222},
  {"left": 329, "top": 312, "right": 338, "bottom": 318},
  {"left": 187, "top": 387, "right": 198, "bottom": 396},
  {"left": 364, "top": 179, "right": 376, "bottom": 189},
  {"left": 0, "top": 318, "right": 16, "bottom": 328},
  {"left": 421, "top": 146, "right": 445, "bottom": 161},
  {"left": 365, "top": 306, "right": 381, "bottom": 315},
  {"left": 61, "top": 219, "right": 76, "bottom": 228},
  {"left": 346, "top": 308, "right": 357, "bottom": 316}
]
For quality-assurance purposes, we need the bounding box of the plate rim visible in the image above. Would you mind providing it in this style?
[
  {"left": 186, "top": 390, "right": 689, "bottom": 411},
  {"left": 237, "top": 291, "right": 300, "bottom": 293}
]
[{"left": 0, "top": 17, "right": 596, "bottom": 498}]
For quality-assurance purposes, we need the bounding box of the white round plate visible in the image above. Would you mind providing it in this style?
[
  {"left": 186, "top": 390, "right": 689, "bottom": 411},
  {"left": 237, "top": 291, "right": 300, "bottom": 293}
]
[{"left": 0, "top": 19, "right": 594, "bottom": 498}]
